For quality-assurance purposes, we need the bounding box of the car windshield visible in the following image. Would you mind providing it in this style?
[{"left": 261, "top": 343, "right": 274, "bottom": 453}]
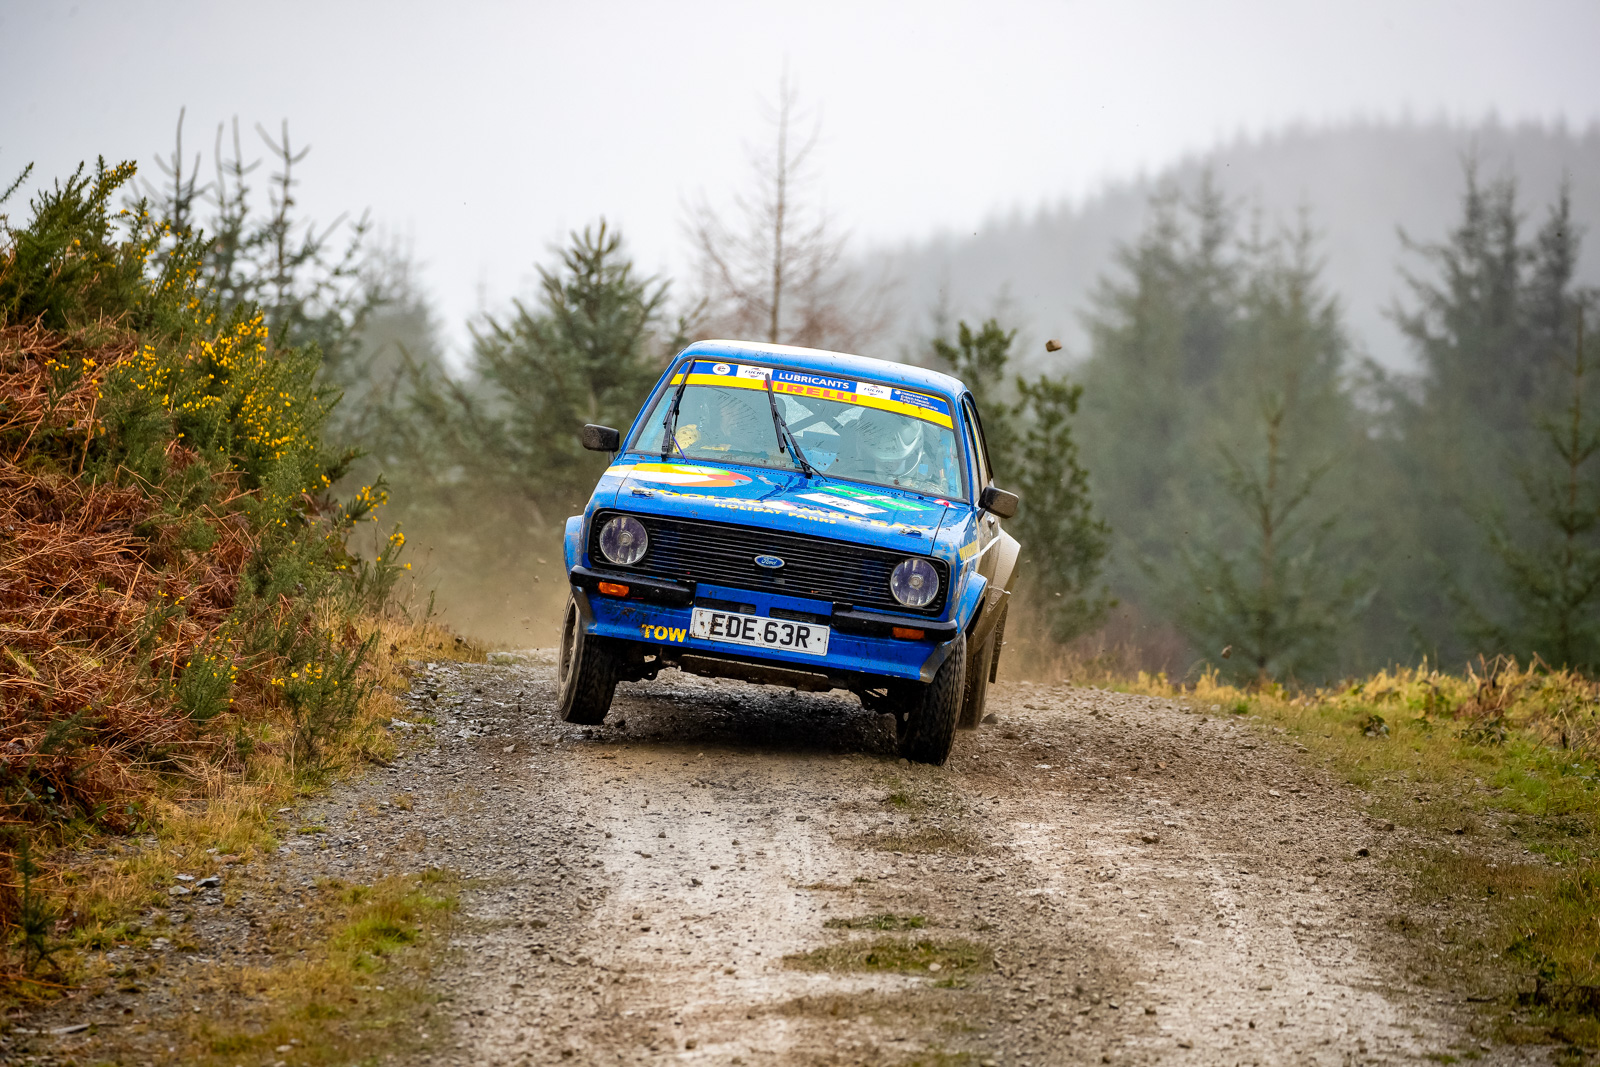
[{"left": 632, "top": 363, "right": 967, "bottom": 500}]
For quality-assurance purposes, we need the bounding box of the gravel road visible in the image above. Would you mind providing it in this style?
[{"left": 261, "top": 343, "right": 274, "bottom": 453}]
[
  {"left": 7, "top": 652, "right": 1537, "bottom": 1066},
  {"left": 356, "top": 652, "right": 1516, "bottom": 1066}
]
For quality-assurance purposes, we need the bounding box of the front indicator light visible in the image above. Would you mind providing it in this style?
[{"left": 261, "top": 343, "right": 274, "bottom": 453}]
[
  {"left": 597, "top": 581, "right": 630, "bottom": 597},
  {"left": 599, "top": 515, "right": 648, "bottom": 565},
  {"left": 890, "top": 557, "right": 940, "bottom": 608},
  {"left": 892, "top": 627, "right": 926, "bottom": 640}
]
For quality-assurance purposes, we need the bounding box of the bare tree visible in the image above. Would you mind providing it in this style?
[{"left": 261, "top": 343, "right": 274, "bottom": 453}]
[
  {"left": 687, "top": 71, "right": 887, "bottom": 351},
  {"left": 142, "top": 107, "right": 204, "bottom": 233}
]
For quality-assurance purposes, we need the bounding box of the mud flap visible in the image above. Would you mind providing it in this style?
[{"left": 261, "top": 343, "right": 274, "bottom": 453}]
[
  {"left": 918, "top": 634, "right": 962, "bottom": 683},
  {"left": 571, "top": 586, "right": 596, "bottom": 628}
]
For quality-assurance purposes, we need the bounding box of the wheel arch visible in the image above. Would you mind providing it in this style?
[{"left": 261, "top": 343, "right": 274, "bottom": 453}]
[
  {"left": 564, "top": 514, "right": 585, "bottom": 572},
  {"left": 962, "top": 530, "right": 1020, "bottom": 648}
]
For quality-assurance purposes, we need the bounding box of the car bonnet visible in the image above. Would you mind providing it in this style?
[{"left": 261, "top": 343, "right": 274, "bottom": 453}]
[{"left": 602, "top": 460, "right": 956, "bottom": 556}]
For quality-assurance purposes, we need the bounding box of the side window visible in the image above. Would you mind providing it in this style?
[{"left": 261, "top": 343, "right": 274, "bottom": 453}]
[{"left": 962, "top": 398, "right": 992, "bottom": 488}]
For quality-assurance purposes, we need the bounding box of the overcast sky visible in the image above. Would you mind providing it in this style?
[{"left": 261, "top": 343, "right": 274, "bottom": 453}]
[{"left": 4, "top": 0, "right": 1599, "bottom": 357}]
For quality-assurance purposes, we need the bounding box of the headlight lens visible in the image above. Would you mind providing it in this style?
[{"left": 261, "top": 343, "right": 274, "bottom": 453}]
[
  {"left": 890, "top": 557, "right": 940, "bottom": 608},
  {"left": 598, "top": 515, "right": 648, "bottom": 566}
]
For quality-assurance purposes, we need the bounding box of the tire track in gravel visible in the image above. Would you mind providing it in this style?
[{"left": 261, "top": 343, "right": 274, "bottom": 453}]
[{"left": 971, "top": 684, "right": 1484, "bottom": 1064}]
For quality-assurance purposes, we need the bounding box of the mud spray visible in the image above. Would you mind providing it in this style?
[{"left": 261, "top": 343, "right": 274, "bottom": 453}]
[{"left": 362, "top": 509, "right": 570, "bottom": 648}]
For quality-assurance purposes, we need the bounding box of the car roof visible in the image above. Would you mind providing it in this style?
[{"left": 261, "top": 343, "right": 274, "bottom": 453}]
[{"left": 680, "top": 339, "right": 970, "bottom": 400}]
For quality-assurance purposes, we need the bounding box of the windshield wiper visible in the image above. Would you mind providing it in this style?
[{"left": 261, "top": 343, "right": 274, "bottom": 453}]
[
  {"left": 763, "top": 373, "right": 819, "bottom": 479},
  {"left": 658, "top": 364, "right": 693, "bottom": 461}
]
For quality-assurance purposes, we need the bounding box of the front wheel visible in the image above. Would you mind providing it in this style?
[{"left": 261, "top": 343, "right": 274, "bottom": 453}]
[
  {"left": 556, "top": 595, "right": 621, "bottom": 725},
  {"left": 894, "top": 633, "right": 966, "bottom": 765}
]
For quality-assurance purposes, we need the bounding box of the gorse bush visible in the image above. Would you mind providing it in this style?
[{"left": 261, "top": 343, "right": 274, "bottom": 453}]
[{"left": 0, "top": 158, "right": 401, "bottom": 956}]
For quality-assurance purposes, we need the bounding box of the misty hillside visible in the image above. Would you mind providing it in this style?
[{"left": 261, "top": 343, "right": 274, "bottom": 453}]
[{"left": 868, "top": 119, "right": 1600, "bottom": 373}]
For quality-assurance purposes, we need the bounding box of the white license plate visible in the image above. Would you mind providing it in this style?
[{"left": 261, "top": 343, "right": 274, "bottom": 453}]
[{"left": 690, "top": 608, "right": 831, "bottom": 656}]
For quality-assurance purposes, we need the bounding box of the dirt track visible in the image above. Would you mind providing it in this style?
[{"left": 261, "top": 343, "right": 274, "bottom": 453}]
[{"left": 8, "top": 653, "right": 1535, "bottom": 1065}]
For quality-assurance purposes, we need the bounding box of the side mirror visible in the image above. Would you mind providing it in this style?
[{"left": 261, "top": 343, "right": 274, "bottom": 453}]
[
  {"left": 979, "top": 485, "right": 1019, "bottom": 519},
  {"left": 581, "top": 424, "right": 620, "bottom": 452}
]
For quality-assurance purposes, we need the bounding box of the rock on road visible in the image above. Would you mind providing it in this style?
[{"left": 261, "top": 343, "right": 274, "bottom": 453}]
[{"left": 283, "top": 650, "right": 1518, "bottom": 1067}]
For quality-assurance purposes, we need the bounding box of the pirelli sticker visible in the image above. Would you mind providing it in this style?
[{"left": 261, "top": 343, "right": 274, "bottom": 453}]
[{"left": 668, "top": 360, "right": 955, "bottom": 429}]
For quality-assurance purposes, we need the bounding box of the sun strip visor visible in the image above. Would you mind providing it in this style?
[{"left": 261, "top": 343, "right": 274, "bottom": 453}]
[{"left": 667, "top": 361, "right": 954, "bottom": 430}]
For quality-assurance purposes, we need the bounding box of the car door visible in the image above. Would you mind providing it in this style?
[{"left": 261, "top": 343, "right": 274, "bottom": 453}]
[
  {"left": 962, "top": 395, "right": 1019, "bottom": 645},
  {"left": 961, "top": 396, "right": 1001, "bottom": 588}
]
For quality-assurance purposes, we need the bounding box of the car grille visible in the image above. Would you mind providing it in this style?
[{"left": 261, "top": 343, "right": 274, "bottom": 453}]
[{"left": 590, "top": 510, "right": 949, "bottom": 616}]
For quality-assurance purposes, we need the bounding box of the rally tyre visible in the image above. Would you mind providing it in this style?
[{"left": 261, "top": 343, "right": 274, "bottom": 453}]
[
  {"left": 556, "top": 595, "right": 620, "bottom": 725},
  {"left": 896, "top": 633, "right": 966, "bottom": 765},
  {"left": 958, "top": 620, "right": 997, "bottom": 730}
]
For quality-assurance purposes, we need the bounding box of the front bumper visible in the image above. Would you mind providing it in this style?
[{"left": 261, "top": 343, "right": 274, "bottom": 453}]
[{"left": 570, "top": 567, "right": 956, "bottom": 684}]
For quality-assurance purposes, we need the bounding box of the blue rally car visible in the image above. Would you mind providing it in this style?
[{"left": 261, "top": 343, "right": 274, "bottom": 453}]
[{"left": 560, "top": 340, "right": 1021, "bottom": 765}]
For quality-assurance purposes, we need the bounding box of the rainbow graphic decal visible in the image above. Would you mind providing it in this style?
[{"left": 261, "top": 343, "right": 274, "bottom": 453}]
[
  {"left": 622, "top": 463, "right": 752, "bottom": 488},
  {"left": 640, "top": 488, "right": 934, "bottom": 536}
]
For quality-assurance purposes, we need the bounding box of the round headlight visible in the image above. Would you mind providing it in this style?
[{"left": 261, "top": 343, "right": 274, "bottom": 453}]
[
  {"left": 890, "top": 557, "right": 940, "bottom": 608},
  {"left": 598, "top": 515, "right": 648, "bottom": 566}
]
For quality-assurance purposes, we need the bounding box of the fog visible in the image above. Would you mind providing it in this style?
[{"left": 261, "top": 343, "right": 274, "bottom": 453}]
[{"left": 5, "top": 0, "right": 1598, "bottom": 361}]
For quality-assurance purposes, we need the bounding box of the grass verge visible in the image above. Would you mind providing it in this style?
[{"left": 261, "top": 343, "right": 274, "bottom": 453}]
[
  {"left": 10, "top": 614, "right": 484, "bottom": 1006},
  {"left": 183, "top": 869, "right": 461, "bottom": 1067},
  {"left": 17, "top": 868, "right": 465, "bottom": 1066}
]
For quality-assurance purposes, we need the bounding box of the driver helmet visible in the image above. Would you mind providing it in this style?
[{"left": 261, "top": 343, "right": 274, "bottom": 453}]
[{"left": 856, "top": 408, "right": 922, "bottom": 476}]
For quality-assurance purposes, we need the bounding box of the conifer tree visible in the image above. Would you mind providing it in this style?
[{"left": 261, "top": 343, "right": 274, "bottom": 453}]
[
  {"left": 929, "top": 319, "right": 1020, "bottom": 468},
  {"left": 1175, "top": 221, "right": 1370, "bottom": 681},
  {"left": 391, "top": 221, "right": 675, "bottom": 519},
  {"left": 1475, "top": 304, "right": 1600, "bottom": 670},
  {"left": 1388, "top": 170, "right": 1587, "bottom": 663},
  {"left": 1012, "top": 374, "right": 1113, "bottom": 641},
  {"left": 464, "top": 220, "right": 673, "bottom": 519},
  {"left": 930, "top": 317, "right": 1110, "bottom": 642},
  {"left": 366, "top": 223, "right": 681, "bottom": 640},
  {"left": 1076, "top": 176, "right": 1242, "bottom": 612}
]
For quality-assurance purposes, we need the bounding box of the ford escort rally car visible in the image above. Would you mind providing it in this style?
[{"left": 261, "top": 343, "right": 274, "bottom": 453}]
[{"left": 559, "top": 340, "right": 1021, "bottom": 765}]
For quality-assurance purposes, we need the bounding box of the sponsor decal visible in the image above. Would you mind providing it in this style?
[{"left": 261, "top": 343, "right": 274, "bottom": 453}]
[
  {"left": 639, "top": 624, "right": 687, "bottom": 642},
  {"left": 711, "top": 362, "right": 732, "bottom": 375},
  {"left": 799, "top": 492, "right": 886, "bottom": 516},
  {"left": 890, "top": 389, "right": 945, "bottom": 415},
  {"left": 959, "top": 540, "right": 980, "bottom": 560},
  {"left": 625, "top": 463, "right": 751, "bottom": 488},
  {"left": 774, "top": 369, "right": 854, "bottom": 392},
  {"left": 819, "top": 484, "right": 937, "bottom": 512}
]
